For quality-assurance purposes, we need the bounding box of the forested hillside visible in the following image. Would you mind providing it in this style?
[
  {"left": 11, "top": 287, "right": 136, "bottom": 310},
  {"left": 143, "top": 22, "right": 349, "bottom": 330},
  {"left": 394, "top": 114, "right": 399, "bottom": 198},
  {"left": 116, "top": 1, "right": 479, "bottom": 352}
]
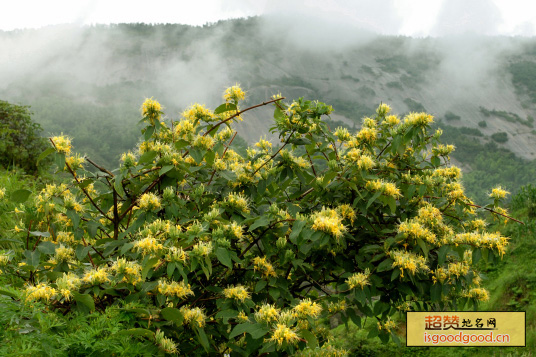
[{"left": 1, "top": 18, "right": 535, "bottom": 200}]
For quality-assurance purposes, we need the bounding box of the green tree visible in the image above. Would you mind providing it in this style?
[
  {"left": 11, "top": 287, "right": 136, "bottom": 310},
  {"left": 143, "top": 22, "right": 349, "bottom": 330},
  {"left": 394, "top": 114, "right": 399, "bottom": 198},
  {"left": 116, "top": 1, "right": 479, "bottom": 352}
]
[
  {"left": 0, "top": 100, "right": 48, "bottom": 173},
  {"left": 1, "top": 86, "right": 513, "bottom": 355}
]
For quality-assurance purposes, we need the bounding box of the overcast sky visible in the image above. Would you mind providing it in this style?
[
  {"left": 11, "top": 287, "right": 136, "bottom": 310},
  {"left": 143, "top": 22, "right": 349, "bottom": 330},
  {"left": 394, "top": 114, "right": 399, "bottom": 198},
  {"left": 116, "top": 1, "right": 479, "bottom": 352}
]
[{"left": 1, "top": 0, "right": 535, "bottom": 36}]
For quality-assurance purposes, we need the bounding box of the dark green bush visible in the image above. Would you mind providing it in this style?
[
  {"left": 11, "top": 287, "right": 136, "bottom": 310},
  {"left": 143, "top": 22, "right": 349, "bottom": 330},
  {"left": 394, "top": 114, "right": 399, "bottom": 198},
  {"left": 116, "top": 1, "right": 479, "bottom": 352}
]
[
  {"left": 0, "top": 100, "right": 48, "bottom": 173},
  {"left": 491, "top": 132, "right": 508, "bottom": 143}
]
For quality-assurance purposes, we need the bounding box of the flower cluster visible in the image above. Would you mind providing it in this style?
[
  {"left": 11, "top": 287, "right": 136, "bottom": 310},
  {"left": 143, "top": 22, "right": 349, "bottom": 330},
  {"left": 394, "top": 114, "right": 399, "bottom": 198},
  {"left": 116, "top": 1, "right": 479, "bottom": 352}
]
[
  {"left": 82, "top": 267, "right": 110, "bottom": 285},
  {"left": 223, "top": 84, "right": 246, "bottom": 103},
  {"left": 223, "top": 285, "right": 250, "bottom": 302},
  {"left": 311, "top": 207, "right": 346, "bottom": 242},
  {"left": 138, "top": 193, "right": 162, "bottom": 211},
  {"left": 293, "top": 299, "right": 322, "bottom": 318},
  {"left": 270, "top": 324, "right": 300, "bottom": 347},
  {"left": 158, "top": 279, "right": 194, "bottom": 299},
  {"left": 390, "top": 250, "right": 429, "bottom": 277},
  {"left": 25, "top": 283, "right": 57, "bottom": 302},
  {"left": 133, "top": 237, "right": 164, "bottom": 256},
  {"left": 346, "top": 269, "right": 371, "bottom": 290},
  {"left": 255, "top": 303, "right": 280, "bottom": 323},
  {"left": 51, "top": 135, "right": 72, "bottom": 155},
  {"left": 252, "top": 256, "right": 277, "bottom": 277},
  {"left": 166, "top": 246, "right": 189, "bottom": 264},
  {"left": 366, "top": 179, "right": 401, "bottom": 198},
  {"left": 180, "top": 306, "right": 206, "bottom": 328},
  {"left": 55, "top": 272, "right": 81, "bottom": 301},
  {"left": 155, "top": 330, "right": 178, "bottom": 354},
  {"left": 111, "top": 258, "right": 142, "bottom": 285}
]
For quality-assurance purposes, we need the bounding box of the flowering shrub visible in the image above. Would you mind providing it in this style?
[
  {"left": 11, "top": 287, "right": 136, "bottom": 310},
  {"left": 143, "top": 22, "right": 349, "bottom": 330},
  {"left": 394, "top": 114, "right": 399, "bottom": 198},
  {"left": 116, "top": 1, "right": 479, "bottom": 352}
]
[{"left": 1, "top": 87, "right": 513, "bottom": 355}]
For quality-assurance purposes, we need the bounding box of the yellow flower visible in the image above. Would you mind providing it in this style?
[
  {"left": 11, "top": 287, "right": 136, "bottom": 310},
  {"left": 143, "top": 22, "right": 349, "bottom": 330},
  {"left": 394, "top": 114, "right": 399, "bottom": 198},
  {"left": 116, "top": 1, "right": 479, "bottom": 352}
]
[
  {"left": 182, "top": 103, "right": 216, "bottom": 123},
  {"left": 293, "top": 298, "right": 322, "bottom": 318},
  {"left": 192, "top": 241, "right": 212, "bottom": 257},
  {"left": 166, "top": 246, "right": 189, "bottom": 264},
  {"left": 489, "top": 186, "right": 509, "bottom": 200},
  {"left": 347, "top": 269, "right": 370, "bottom": 290},
  {"left": 82, "top": 267, "right": 109, "bottom": 285},
  {"left": 158, "top": 279, "right": 194, "bottom": 299},
  {"left": 223, "top": 84, "right": 246, "bottom": 103},
  {"left": 50, "top": 135, "right": 72, "bottom": 155},
  {"left": 390, "top": 250, "right": 429, "bottom": 277},
  {"left": 255, "top": 303, "right": 280, "bottom": 323},
  {"left": 48, "top": 244, "right": 75, "bottom": 264},
  {"left": 55, "top": 272, "right": 81, "bottom": 301},
  {"left": 155, "top": 330, "right": 178, "bottom": 354},
  {"left": 0, "top": 188, "right": 5, "bottom": 199},
  {"left": 376, "top": 103, "right": 391, "bottom": 116},
  {"left": 252, "top": 256, "right": 277, "bottom": 277},
  {"left": 180, "top": 307, "right": 206, "bottom": 328},
  {"left": 311, "top": 207, "right": 346, "bottom": 242},
  {"left": 25, "top": 283, "right": 57, "bottom": 302},
  {"left": 270, "top": 324, "right": 300, "bottom": 347},
  {"left": 111, "top": 258, "right": 143, "bottom": 285},
  {"left": 463, "top": 287, "right": 490, "bottom": 302},
  {"left": 133, "top": 237, "right": 164, "bottom": 256},
  {"left": 141, "top": 97, "right": 162, "bottom": 124},
  {"left": 223, "top": 285, "right": 250, "bottom": 302},
  {"left": 137, "top": 193, "right": 162, "bottom": 211}
]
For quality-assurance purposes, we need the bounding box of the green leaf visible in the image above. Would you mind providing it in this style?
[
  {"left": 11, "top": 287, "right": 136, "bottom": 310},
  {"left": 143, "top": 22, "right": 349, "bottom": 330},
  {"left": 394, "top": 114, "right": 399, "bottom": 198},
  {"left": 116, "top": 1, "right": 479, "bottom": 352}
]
[
  {"left": 66, "top": 210, "right": 81, "bottom": 230},
  {"left": 144, "top": 126, "right": 155, "bottom": 141},
  {"left": 216, "top": 309, "right": 239, "bottom": 319},
  {"left": 255, "top": 280, "right": 267, "bottom": 293},
  {"left": 114, "top": 173, "right": 126, "bottom": 198},
  {"left": 159, "top": 165, "right": 174, "bottom": 176},
  {"left": 229, "top": 323, "right": 252, "bottom": 339},
  {"left": 437, "top": 245, "right": 449, "bottom": 266},
  {"left": 0, "top": 289, "right": 19, "bottom": 299},
  {"left": 229, "top": 323, "right": 268, "bottom": 340},
  {"left": 189, "top": 148, "right": 205, "bottom": 164},
  {"left": 196, "top": 327, "right": 210, "bottom": 352},
  {"left": 215, "top": 247, "right": 232, "bottom": 269},
  {"left": 160, "top": 307, "right": 184, "bottom": 325},
  {"left": 248, "top": 216, "right": 270, "bottom": 232},
  {"left": 37, "top": 241, "right": 56, "bottom": 255},
  {"left": 366, "top": 190, "right": 382, "bottom": 210},
  {"left": 301, "top": 330, "right": 318, "bottom": 348},
  {"left": 37, "top": 147, "right": 55, "bottom": 164},
  {"left": 174, "top": 139, "right": 189, "bottom": 150},
  {"left": 138, "top": 150, "right": 157, "bottom": 165},
  {"left": 289, "top": 220, "right": 306, "bottom": 244},
  {"left": 431, "top": 283, "right": 442, "bottom": 302},
  {"left": 214, "top": 103, "right": 237, "bottom": 114},
  {"left": 30, "top": 231, "right": 50, "bottom": 238},
  {"left": 75, "top": 245, "right": 90, "bottom": 260},
  {"left": 87, "top": 221, "right": 99, "bottom": 238},
  {"left": 54, "top": 152, "right": 65, "bottom": 170},
  {"left": 24, "top": 250, "right": 41, "bottom": 267},
  {"left": 416, "top": 238, "right": 428, "bottom": 257},
  {"left": 73, "top": 292, "right": 95, "bottom": 311},
  {"left": 431, "top": 156, "right": 440, "bottom": 167},
  {"left": 115, "top": 328, "right": 154, "bottom": 338},
  {"left": 385, "top": 196, "right": 396, "bottom": 214},
  {"left": 142, "top": 257, "right": 160, "bottom": 280},
  {"left": 204, "top": 150, "right": 215, "bottom": 167},
  {"left": 11, "top": 189, "right": 32, "bottom": 203},
  {"left": 376, "top": 258, "right": 393, "bottom": 272}
]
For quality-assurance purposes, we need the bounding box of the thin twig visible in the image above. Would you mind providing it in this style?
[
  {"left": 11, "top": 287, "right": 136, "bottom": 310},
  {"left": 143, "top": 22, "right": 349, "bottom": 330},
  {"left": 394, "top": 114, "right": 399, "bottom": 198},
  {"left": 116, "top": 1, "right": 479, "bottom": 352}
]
[{"left": 85, "top": 157, "right": 114, "bottom": 177}]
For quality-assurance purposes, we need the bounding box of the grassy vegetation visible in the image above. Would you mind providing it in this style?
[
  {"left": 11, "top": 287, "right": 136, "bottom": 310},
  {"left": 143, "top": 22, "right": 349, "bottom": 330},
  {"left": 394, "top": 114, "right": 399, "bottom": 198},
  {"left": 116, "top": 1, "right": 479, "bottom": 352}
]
[{"left": 329, "top": 187, "right": 536, "bottom": 356}]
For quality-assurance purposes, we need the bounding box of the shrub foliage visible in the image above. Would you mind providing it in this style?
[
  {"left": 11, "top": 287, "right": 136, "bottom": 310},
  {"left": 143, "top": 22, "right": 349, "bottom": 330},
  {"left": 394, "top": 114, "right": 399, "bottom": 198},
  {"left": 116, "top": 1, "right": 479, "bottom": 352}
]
[
  {"left": 1, "top": 86, "right": 512, "bottom": 355},
  {"left": 0, "top": 100, "right": 48, "bottom": 172}
]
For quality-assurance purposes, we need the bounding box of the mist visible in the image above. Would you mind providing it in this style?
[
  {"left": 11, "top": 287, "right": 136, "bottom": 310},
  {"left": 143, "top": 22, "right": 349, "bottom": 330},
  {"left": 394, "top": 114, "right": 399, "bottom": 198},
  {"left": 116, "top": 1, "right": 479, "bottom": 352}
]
[{"left": 1, "top": 14, "right": 535, "bottom": 165}]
